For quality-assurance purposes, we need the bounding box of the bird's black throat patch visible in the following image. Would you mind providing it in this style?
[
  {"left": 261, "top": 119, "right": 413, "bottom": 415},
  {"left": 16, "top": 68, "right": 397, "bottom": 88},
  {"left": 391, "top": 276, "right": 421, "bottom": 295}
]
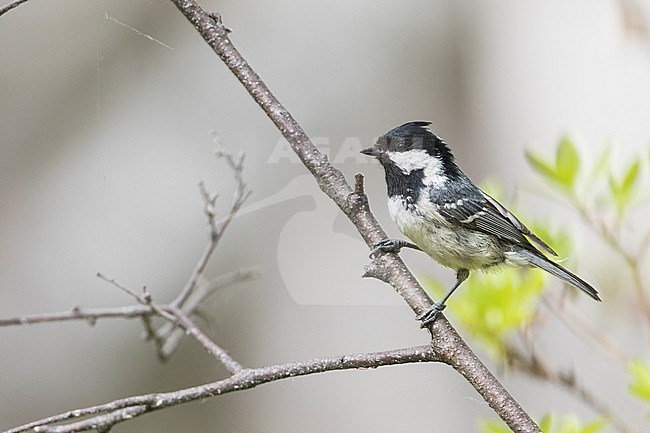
[{"left": 383, "top": 163, "right": 424, "bottom": 208}]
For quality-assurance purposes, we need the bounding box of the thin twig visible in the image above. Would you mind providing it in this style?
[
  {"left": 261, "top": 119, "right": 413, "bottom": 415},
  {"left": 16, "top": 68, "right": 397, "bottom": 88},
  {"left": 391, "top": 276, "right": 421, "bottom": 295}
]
[
  {"left": 0, "top": 305, "right": 154, "bottom": 327},
  {"left": 138, "top": 287, "right": 167, "bottom": 359},
  {"left": 95, "top": 272, "right": 140, "bottom": 298},
  {"left": 156, "top": 268, "right": 259, "bottom": 358},
  {"left": 33, "top": 406, "right": 149, "bottom": 433},
  {"left": 199, "top": 180, "right": 218, "bottom": 236},
  {"left": 94, "top": 274, "right": 242, "bottom": 370},
  {"left": 149, "top": 142, "right": 252, "bottom": 356},
  {"left": 171, "top": 137, "right": 250, "bottom": 310},
  {"left": 541, "top": 294, "right": 630, "bottom": 366},
  {"left": 0, "top": 0, "right": 30, "bottom": 17},
  {"left": 6, "top": 345, "right": 438, "bottom": 433},
  {"left": 96, "top": 273, "right": 177, "bottom": 323},
  {"left": 0, "top": 270, "right": 256, "bottom": 329},
  {"left": 172, "top": 311, "right": 244, "bottom": 374},
  {"left": 506, "top": 344, "right": 635, "bottom": 433},
  {"left": 572, "top": 201, "right": 650, "bottom": 322},
  {"left": 0, "top": 286, "right": 246, "bottom": 372}
]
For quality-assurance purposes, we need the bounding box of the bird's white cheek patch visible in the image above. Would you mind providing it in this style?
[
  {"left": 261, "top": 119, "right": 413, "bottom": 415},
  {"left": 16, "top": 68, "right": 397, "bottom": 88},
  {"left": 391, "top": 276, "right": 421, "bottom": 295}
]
[
  {"left": 386, "top": 149, "right": 430, "bottom": 174},
  {"left": 385, "top": 150, "right": 447, "bottom": 187}
]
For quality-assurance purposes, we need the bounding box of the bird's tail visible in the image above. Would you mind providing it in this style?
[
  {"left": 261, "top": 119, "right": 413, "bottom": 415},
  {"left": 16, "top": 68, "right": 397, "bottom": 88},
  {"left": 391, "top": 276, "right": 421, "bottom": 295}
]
[{"left": 517, "top": 248, "right": 601, "bottom": 301}]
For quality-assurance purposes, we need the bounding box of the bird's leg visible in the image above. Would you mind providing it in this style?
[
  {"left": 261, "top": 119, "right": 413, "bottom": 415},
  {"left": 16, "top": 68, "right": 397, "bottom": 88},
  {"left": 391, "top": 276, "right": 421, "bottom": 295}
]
[
  {"left": 417, "top": 268, "right": 470, "bottom": 328},
  {"left": 370, "top": 239, "right": 421, "bottom": 258}
]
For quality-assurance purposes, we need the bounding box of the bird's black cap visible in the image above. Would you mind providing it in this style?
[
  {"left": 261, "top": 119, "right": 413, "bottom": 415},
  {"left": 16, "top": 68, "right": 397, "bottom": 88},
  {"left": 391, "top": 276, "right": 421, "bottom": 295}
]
[
  {"left": 384, "top": 121, "right": 432, "bottom": 138},
  {"left": 361, "top": 121, "right": 460, "bottom": 179}
]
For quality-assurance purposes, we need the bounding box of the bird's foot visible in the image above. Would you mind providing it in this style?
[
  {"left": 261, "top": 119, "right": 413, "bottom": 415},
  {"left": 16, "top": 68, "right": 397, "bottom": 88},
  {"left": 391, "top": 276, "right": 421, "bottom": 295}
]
[
  {"left": 369, "top": 239, "right": 420, "bottom": 258},
  {"left": 417, "top": 302, "right": 446, "bottom": 328}
]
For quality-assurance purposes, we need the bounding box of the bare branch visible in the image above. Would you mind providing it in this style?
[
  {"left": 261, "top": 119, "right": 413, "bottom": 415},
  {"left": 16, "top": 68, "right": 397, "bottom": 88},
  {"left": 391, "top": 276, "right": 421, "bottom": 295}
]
[
  {"left": 156, "top": 268, "right": 259, "bottom": 358},
  {"left": 542, "top": 294, "right": 630, "bottom": 366},
  {"left": 0, "top": 0, "right": 30, "bottom": 17},
  {"left": 198, "top": 180, "right": 218, "bottom": 236},
  {"left": 96, "top": 273, "right": 177, "bottom": 323},
  {"left": 572, "top": 201, "right": 650, "bottom": 322},
  {"left": 1, "top": 138, "right": 258, "bottom": 408},
  {"left": 0, "top": 283, "right": 249, "bottom": 375},
  {"left": 171, "top": 135, "right": 250, "bottom": 310},
  {"left": 33, "top": 406, "right": 149, "bottom": 433},
  {"left": 0, "top": 305, "right": 154, "bottom": 327},
  {"left": 0, "top": 269, "right": 256, "bottom": 329},
  {"left": 506, "top": 344, "right": 635, "bottom": 433},
  {"left": 93, "top": 274, "right": 243, "bottom": 371},
  {"left": 6, "top": 345, "right": 438, "bottom": 433},
  {"left": 95, "top": 273, "right": 144, "bottom": 302},
  {"left": 138, "top": 287, "right": 167, "bottom": 358},
  {"left": 172, "top": 312, "right": 244, "bottom": 374},
  {"left": 168, "top": 2, "right": 541, "bottom": 432}
]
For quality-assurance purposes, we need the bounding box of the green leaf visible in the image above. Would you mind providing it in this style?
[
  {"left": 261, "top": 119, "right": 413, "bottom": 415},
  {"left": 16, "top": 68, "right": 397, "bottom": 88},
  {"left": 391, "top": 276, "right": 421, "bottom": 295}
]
[
  {"left": 525, "top": 137, "right": 581, "bottom": 193},
  {"left": 555, "top": 136, "right": 580, "bottom": 189},
  {"left": 525, "top": 150, "right": 557, "bottom": 182},
  {"left": 621, "top": 160, "right": 640, "bottom": 198},
  {"left": 628, "top": 359, "right": 650, "bottom": 402},
  {"left": 609, "top": 158, "right": 642, "bottom": 217}
]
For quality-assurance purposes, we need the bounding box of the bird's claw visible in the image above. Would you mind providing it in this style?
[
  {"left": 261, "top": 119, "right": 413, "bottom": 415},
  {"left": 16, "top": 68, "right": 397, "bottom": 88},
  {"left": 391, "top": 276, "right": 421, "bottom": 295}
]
[
  {"left": 369, "top": 239, "right": 420, "bottom": 259},
  {"left": 370, "top": 239, "right": 400, "bottom": 258},
  {"left": 417, "top": 302, "right": 446, "bottom": 328}
]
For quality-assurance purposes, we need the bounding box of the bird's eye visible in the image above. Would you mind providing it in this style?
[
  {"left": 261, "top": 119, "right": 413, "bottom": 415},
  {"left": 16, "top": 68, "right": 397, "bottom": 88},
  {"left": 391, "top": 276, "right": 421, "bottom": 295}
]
[{"left": 396, "top": 138, "right": 408, "bottom": 152}]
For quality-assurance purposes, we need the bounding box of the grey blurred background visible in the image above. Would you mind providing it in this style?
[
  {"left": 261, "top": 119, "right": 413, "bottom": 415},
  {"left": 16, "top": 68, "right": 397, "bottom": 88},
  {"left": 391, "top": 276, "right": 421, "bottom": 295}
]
[{"left": 1, "top": 0, "right": 649, "bottom": 432}]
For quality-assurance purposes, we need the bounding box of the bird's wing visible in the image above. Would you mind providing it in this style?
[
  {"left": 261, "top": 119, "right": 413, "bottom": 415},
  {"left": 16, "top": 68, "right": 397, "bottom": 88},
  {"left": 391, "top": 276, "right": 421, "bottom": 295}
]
[
  {"left": 432, "top": 188, "right": 557, "bottom": 256},
  {"left": 481, "top": 192, "right": 556, "bottom": 256}
]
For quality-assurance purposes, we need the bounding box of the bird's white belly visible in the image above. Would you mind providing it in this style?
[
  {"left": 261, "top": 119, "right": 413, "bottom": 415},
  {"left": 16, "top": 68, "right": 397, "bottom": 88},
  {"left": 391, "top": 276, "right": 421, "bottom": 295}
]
[{"left": 387, "top": 196, "right": 504, "bottom": 270}]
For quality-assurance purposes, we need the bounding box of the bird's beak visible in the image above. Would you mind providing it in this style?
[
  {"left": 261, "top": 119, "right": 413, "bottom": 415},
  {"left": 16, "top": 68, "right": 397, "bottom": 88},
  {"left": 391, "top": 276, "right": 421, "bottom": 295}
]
[{"left": 360, "top": 146, "right": 381, "bottom": 157}]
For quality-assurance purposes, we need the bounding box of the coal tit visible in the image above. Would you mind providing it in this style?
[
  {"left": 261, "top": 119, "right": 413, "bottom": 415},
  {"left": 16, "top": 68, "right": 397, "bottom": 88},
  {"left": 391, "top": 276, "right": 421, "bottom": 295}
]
[{"left": 361, "top": 121, "right": 601, "bottom": 326}]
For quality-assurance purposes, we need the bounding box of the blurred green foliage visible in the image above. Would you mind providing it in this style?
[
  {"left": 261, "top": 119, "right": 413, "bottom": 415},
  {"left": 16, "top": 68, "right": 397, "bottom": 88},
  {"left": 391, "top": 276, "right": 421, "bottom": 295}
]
[
  {"left": 423, "top": 270, "right": 544, "bottom": 357},
  {"left": 608, "top": 159, "right": 641, "bottom": 219},
  {"left": 482, "top": 414, "right": 607, "bottom": 433},
  {"left": 525, "top": 136, "right": 580, "bottom": 194},
  {"left": 525, "top": 135, "right": 646, "bottom": 220},
  {"left": 628, "top": 359, "right": 650, "bottom": 402},
  {"left": 424, "top": 136, "right": 650, "bottom": 431}
]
